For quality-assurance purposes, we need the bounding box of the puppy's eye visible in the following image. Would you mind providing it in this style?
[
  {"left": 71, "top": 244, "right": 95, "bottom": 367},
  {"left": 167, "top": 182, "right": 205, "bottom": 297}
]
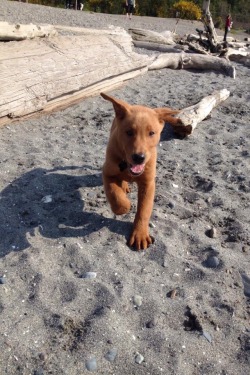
[
  {"left": 149, "top": 131, "right": 155, "bottom": 136},
  {"left": 126, "top": 130, "right": 134, "bottom": 137}
]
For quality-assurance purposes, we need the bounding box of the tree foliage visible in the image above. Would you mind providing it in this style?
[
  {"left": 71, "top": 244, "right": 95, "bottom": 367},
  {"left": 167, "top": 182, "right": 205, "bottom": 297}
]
[{"left": 172, "top": 1, "right": 202, "bottom": 20}]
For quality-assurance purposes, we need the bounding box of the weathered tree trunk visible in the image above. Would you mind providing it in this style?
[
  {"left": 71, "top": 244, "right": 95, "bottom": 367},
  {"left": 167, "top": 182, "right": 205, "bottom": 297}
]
[
  {"left": 202, "top": 0, "right": 218, "bottom": 52},
  {"left": 168, "top": 89, "right": 230, "bottom": 137},
  {"left": 148, "top": 52, "right": 236, "bottom": 78}
]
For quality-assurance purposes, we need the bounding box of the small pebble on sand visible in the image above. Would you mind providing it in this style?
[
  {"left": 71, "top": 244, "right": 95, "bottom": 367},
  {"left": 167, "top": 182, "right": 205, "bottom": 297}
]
[
  {"left": 146, "top": 318, "right": 157, "bottom": 328},
  {"left": 207, "top": 227, "right": 217, "bottom": 238},
  {"left": 203, "top": 256, "right": 220, "bottom": 268},
  {"left": 41, "top": 195, "right": 52, "bottom": 203},
  {"left": 81, "top": 272, "right": 97, "bottom": 279},
  {"left": 202, "top": 331, "right": 212, "bottom": 343},
  {"left": 105, "top": 348, "right": 118, "bottom": 362},
  {"left": 133, "top": 295, "right": 143, "bottom": 307},
  {"left": 85, "top": 357, "right": 97, "bottom": 372},
  {"left": 135, "top": 353, "right": 144, "bottom": 364},
  {"left": 241, "top": 273, "right": 250, "bottom": 297},
  {"left": 0, "top": 277, "right": 6, "bottom": 284}
]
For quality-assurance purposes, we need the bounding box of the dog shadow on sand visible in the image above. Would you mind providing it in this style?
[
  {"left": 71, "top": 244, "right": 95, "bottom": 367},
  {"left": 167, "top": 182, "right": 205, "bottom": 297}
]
[{"left": 0, "top": 166, "right": 131, "bottom": 257}]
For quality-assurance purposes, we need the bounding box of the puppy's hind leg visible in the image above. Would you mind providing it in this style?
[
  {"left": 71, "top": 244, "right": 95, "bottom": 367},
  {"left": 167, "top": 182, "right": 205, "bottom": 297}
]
[{"left": 103, "top": 176, "right": 131, "bottom": 215}]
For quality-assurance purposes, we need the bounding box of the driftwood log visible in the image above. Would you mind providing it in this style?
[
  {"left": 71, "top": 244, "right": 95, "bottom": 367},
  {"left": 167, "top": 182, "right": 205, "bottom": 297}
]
[
  {"left": 0, "top": 27, "right": 152, "bottom": 126},
  {"left": 226, "top": 53, "right": 250, "bottom": 67},
  {"left": 168, "top": 89, "right": 230, "bottom": 137},
  {"left": 0, "top": 21, "right": 57, "bottom": 41},
  {"left": 129, "top": 28, "right": 176, "bottom": 45},
  {"left": 148, "top": 52, "right": 236, "bottom": 78},
  {"left": 133, "top": 40, "right": 186, "bottom": 53},
  {"left": 129, "top": 27, "right": 249, "bottom": 70},
  {"left": 0, "top": 22, "right": 233, "bottom": 126},
  {"left": 224, "top": 41, "right": 249, "bottom": 48}
]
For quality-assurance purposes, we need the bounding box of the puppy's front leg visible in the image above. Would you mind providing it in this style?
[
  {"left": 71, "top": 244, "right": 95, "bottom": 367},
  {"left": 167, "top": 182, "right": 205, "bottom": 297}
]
[
  {"left": 103, "top": 174, "right": 131, "bottom": 215},
  {"left": 128, "top": 179, "right": 155, "bottom": 250}
]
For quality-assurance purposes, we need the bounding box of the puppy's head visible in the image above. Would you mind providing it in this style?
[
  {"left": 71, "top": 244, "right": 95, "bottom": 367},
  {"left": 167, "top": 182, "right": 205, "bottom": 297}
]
[{"left": 101, "top": 92, "right": 179, "bottom": 176}]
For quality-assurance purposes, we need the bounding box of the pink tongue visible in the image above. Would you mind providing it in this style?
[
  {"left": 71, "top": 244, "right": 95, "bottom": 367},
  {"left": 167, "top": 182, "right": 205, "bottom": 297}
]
[{"left": 131, "top": 164, "right": 145, "bottom": 174}]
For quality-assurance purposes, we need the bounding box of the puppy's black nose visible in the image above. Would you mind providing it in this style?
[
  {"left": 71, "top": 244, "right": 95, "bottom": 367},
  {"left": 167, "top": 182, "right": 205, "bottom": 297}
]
[{"left": 132, "top": 153, "right": 145, "bottom": 165}]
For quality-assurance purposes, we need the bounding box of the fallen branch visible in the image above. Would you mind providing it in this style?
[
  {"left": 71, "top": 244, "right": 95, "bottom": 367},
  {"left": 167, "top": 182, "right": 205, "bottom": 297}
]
[
  {"left": 149, "top": 52, "right": 236, "bottom": 78},
  {"left": 168, "top": 89, "right": 230, "bottom": 137}
]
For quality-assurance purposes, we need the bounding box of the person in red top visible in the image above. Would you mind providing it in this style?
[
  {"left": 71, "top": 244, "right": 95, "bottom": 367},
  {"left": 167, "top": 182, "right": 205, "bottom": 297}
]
[{"left": 224, "top": 14, "right": 232, "bottom": 42}]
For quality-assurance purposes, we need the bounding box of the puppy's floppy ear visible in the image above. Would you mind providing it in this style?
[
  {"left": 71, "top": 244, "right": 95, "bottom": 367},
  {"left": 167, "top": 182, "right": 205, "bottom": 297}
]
[
  {"left": 100, "top": 92, "right": 130, "bottom": 120},
  {"left": 155, "top": 108, "right": 192, "bottom": 136},
  {"left": 154, "top": 108, "right": 180, "bottom": 126}
]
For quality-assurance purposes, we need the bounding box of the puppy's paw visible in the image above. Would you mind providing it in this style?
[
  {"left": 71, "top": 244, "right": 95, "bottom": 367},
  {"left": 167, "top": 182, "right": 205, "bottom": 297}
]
[
  {"left": 128, "top": 229, "right": 154, "bottom": 250},
  {"left": 122, "top": 181, "right": 130, "bottom": 194}
]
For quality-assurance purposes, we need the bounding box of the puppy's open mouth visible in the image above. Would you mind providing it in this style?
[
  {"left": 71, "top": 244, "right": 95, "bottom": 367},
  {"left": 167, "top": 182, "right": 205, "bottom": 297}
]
[{"left": 129, "top": 163, "right": 145, "bottom": 176}]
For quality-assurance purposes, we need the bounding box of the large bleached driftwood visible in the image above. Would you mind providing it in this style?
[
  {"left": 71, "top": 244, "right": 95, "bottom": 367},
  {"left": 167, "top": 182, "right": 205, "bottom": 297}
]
[
  {"left": 168, "top": 89, "right": 230, "bottom": 137},
  {"left": 148, "top": 52, "right": 236, "bottom": 78},
  {"left": 0, "top": 27, "right": 152, "bottom": 126},
  {"left": 0, "top": 21, "right": 57, "bottom": 41}
]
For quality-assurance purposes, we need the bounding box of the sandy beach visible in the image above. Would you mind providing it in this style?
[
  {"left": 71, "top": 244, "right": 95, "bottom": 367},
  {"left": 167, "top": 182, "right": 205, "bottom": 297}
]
[{"left": 0, "top": 1, "right": 250, "bottom": 374}]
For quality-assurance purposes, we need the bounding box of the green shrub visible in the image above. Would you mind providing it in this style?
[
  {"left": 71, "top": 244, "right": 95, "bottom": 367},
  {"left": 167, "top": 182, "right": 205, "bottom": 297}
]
[
  {"left": 214, "top": 16, "right": 223, "bottom": 29},
  {"left": 173, "top": 1, "right": 202, "bottom": 20}
]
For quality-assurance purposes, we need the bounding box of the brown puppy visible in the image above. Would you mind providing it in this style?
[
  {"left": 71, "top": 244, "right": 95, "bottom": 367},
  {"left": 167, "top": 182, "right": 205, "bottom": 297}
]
[{"left": 101, "top": 92, "right": 179, "bottom": 250}]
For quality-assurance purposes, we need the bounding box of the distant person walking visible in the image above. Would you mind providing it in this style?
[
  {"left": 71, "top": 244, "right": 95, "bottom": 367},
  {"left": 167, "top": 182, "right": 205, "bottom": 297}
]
[
  {"left": 223, "top": 14, "right": 232, "bottom": 42},
  {"left": 65, "top": 0, "right": 72, "bottom": 8},
  {"left": 125, "top": 0, "right": 135, "bottom": 19}
]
